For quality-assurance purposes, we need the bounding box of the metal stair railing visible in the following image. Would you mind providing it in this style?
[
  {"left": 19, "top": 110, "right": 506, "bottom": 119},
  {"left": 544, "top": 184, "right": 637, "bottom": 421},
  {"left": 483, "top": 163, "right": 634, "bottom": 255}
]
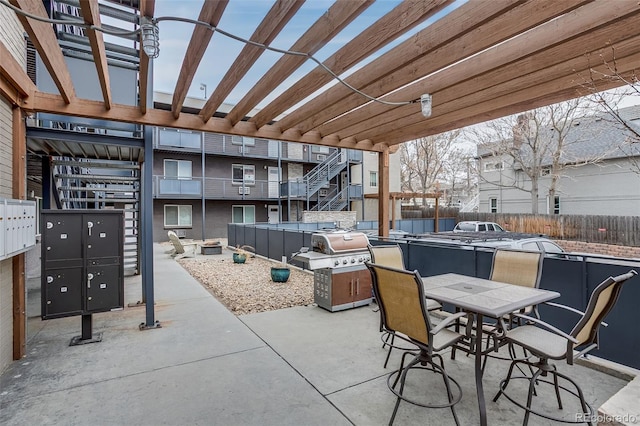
[
  {"left": 313, "top": 186, "right": 349, "bottom": 211},
  {"left": 304, "top": 150, "right": 346, "bottom": 197},
  {"left": 460, "top": 194, "right": 479, "bottom": 212}
]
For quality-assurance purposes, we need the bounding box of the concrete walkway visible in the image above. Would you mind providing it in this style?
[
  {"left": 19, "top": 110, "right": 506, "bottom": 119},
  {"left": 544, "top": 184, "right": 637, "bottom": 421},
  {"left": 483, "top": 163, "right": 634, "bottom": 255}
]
[{"left": 0, "top": 244, "right": 632, "bottom": 425}]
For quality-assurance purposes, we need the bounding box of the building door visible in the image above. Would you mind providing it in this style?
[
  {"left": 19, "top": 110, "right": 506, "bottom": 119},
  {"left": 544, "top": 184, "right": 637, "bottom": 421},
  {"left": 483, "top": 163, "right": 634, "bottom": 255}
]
[
  {"left": 268, "top": 205, "right": 280, "bottom": 224},
  {"left": 268, "top": 166, "right": 280, "bottom": 198}
]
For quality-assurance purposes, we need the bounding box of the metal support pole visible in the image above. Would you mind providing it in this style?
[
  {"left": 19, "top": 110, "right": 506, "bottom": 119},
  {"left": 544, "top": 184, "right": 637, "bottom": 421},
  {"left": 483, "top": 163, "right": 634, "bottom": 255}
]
[
  {"left": 69, "top": 314, "right": 102, "bottom": 345},
  {"left": 139, "top": 59, "right": 160, "bottom": 330},
  {"left": 201, "top": 132, "right": 205, "bottom": 241},
  {"left": 140, "top": 123, "right": 160, "bottom": 330}
]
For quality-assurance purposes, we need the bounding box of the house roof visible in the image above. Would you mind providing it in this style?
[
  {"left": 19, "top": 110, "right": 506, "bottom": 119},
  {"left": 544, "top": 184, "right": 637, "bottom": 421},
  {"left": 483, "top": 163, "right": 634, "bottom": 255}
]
[
  {"left": 2, "top": 0, "right": 640, "bottom": 152},
  {"left": 477, "top": 106, "right": 640, "bottom": 167}
]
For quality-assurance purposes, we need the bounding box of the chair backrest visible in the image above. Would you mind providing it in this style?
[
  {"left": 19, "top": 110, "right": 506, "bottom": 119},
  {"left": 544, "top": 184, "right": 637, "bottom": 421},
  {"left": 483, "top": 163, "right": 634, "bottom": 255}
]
[
  {"left": 570, "top": 270, "right": 637, "bottom": 347},
  {"left": 368, "top": 244, "right": 406, "bottom": 269},
  {"left": 366, "top": 262, "right": 431, "bottom": 346},
  {"left": 168, "top": 231, "right": 186, "bottom": 254},
  {"left": 490, "top": 249, "right": 543, "bottom": 289}
]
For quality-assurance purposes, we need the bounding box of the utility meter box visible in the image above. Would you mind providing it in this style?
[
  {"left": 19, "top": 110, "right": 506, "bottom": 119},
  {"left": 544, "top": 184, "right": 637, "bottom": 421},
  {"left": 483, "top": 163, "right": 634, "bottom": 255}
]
[{"left": 41, "top": 210, "right": 124, "bottom": 320}]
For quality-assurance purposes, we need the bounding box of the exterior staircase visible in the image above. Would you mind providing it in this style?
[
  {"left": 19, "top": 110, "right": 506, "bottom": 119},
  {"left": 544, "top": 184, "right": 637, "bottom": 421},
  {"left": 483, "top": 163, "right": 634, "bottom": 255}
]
[{"left": 52, "top": 157, "right": 140, "bottom": 275}]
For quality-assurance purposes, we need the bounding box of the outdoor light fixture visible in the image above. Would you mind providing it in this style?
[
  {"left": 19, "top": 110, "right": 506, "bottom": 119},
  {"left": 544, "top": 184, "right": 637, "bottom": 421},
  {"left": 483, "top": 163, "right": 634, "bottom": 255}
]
[
  {"left": 421, "top": 94, "right": 432, "bottom": 118},
  {"left": 140, "top": 16, "right": 159, "bottom": 59}
]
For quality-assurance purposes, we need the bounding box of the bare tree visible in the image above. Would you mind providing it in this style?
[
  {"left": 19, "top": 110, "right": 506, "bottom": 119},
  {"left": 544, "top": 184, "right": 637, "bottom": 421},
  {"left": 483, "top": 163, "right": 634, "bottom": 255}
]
[
  {"left": 399, "top": 130, "right": 469, "bottom": 206},
  {"left": 472, "top": 98, "right": 606, "bottom": 214},
  {"left": 576, "top": 48, "right": 640, "bottom": 175}
]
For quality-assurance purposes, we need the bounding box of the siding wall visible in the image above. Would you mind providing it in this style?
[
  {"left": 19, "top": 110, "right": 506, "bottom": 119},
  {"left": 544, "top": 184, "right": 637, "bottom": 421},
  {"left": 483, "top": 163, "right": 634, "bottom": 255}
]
[
  {"left": 479, "top": 158, "right": 640, "bottom": 215},
  {"left": 0, "top": 8, "right": 26, "bottom": 373}
]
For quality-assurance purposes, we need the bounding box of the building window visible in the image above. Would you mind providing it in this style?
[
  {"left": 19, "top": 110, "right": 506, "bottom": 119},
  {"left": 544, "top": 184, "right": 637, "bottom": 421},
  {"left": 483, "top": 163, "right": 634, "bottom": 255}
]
[
  {"left": 489, "top": 197, "right": 498, "bottom": 213},
  {"left": 232, "top": 205, "right": 255, "bottom": 224},
  {"left": 164, "top": 159, "right": 192, "bottom": 179},
  {"left": 370, "top": 171, "right": 378, "bottom": 187},
  {"left": 164, "top": 205, "right": 192, "bottom": 227},
  {"left": 231, "top": 135, "right": 255, "bottom": 146},
  {"left": 311, "top": 145, "right": 330, "bottom": 154},
  {"left": 483, "top": 161, "right": 503, "bottom": 172},
  {"left": 553, "top": 196, "right": 560, "bottom": 215},
  {"left": 232, "top": 164, "right": 255, "bottom": 185}
]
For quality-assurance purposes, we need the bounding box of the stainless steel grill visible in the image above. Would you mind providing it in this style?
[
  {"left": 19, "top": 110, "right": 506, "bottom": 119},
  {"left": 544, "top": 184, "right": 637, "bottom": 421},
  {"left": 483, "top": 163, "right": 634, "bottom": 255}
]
[
  {"left": 293, "top": 230, "right": 372, "bottom": 312},
  {"left": 293, "top": 230, "right": 371, "bottom": 270}
]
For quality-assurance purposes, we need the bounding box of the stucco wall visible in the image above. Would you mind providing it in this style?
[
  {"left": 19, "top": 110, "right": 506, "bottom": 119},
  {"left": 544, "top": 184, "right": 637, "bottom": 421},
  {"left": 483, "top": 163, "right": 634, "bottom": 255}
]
[{"left": 0, "top": 7, "right": 26, "bottom": 372}]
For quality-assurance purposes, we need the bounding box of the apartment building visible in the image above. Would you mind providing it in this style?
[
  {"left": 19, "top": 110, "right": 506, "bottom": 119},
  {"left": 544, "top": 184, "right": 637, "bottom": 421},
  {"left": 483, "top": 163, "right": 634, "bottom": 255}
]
[{"left": 152, "top": 93, "right": 402, "bottom": 241}]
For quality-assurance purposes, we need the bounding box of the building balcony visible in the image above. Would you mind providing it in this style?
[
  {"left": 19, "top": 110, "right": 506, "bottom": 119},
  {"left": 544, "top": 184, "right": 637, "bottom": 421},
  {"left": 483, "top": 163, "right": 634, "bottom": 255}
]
[
  {"left": 154, "top": 176, "right": 279, "bottom": 200},
  {"left": 154, "top": 128, "right": 362, "bottom": 164}
]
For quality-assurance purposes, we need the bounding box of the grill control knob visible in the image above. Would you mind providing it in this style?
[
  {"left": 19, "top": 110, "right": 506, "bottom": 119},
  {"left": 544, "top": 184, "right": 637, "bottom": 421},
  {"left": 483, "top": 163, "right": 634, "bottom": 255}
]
[
  {"left": 351, "top": 258, "right": 356, "bottom": 263},
  {"left": 358, "top": 257, "right": 363, "bottom": 262},
  {"left": 334, "top": 260, "right": 340, "bottom": 266},
  {"left": 343, "top": 259, "right": 348, "bottom": 264}
]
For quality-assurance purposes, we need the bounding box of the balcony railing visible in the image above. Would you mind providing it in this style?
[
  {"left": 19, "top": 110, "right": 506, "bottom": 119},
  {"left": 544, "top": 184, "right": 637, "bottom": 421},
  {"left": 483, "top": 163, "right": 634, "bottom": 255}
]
[
  {"left": 154, "top": 176, "right": 278, "bottom": 199},
  {"left": 154, "top": 128, "right": 365, "bottom": 164}
]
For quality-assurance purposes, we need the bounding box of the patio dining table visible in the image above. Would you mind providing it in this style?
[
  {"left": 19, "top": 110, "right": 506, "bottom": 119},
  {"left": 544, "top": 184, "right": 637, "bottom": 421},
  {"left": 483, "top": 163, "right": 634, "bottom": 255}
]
[{"left": 421, "top": 273, "right": 560, "bottom": 426}]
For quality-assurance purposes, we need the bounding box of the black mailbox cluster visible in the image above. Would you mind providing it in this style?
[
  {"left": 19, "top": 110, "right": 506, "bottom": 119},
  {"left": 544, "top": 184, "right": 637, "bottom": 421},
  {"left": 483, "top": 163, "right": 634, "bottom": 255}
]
[{"left": 41, "top": 210, "right": 124, "bottom": 320}]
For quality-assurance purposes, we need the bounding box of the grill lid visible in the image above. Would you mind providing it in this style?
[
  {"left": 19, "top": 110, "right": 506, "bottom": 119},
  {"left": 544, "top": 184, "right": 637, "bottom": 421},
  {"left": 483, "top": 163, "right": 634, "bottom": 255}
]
[{"left": 311, "top": 231, "right": 369, "bottom": 254}]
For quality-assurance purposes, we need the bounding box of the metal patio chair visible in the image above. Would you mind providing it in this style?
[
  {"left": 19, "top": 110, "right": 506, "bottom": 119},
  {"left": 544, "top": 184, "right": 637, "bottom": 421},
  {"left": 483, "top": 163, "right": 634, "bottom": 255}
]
[
  {"left": 368, "top": 244, "right": 442, "bottom": 368},
  {"left": 493, "top": 269, "right": 637, "bottom": 425},
  {"left": 366, "top": 262, "right": 470, "bottom": 425},
  {"left": 481, "top": 249, "right": 544, "bottom": 369}
]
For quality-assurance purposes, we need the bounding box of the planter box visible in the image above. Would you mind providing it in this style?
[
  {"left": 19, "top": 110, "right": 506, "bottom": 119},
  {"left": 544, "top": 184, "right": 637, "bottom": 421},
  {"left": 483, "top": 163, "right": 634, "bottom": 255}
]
[{"left": 201, "top": 244, "right": 222, "bottom": 255}]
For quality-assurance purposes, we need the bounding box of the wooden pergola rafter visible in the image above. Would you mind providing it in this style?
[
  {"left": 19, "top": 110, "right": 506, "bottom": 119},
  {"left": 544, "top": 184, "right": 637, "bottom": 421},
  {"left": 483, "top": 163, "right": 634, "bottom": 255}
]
[{"left": 1, "top": 0, "right": 637, "bottom": 153}]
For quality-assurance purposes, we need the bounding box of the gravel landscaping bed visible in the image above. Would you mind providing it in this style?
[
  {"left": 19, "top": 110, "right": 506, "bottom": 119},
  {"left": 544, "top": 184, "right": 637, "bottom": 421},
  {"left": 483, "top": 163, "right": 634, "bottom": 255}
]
[{"left": 177, "top": 248, "right": 314, "bottom": 316}]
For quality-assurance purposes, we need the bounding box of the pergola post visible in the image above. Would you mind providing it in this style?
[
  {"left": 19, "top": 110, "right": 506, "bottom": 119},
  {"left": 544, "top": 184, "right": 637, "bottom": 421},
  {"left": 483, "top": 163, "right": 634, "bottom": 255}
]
[
  {"left": 377, "top": 148, "right": 390, "bottom": 238},
  {"left": 12, "top": 105, "right": 26, "bottom": 360}
]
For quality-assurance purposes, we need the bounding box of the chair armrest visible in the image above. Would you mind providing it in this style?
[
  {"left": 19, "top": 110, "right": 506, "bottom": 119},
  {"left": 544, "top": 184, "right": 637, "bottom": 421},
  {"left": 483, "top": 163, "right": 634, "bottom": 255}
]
[
  {"left": 511, "top": 313, "right": 580, "bottom": 344},
  {"left": 543, "top": 301, "right": 608, "bottom": 327},
  {"left": 432, "top": 311, "right": 473, "bottom": 337}
]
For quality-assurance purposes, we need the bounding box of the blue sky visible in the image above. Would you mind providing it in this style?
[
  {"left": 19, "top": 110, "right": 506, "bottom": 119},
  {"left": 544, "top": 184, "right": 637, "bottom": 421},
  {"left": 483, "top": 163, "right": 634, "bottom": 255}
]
[{"left": 151, "top": 0, "right": 461, "bottom": 112}]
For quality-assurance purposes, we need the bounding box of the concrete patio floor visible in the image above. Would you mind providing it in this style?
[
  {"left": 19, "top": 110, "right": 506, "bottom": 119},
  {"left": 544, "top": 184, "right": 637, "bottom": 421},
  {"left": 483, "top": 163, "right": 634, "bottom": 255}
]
[{"left": 0, "top": 244, "right": 633, "bottom": 425}]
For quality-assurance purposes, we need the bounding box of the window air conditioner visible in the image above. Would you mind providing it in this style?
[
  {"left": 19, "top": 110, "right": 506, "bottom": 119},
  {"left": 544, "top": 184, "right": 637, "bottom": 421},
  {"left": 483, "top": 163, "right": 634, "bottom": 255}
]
[
  {"left": 174, "top": 229, "right": 186, "bottom": 238},
  {"left": 238, "top": 187, "right": 250, "bottom": 195},
  {"left": 317, "top": 154, "right": 326, "bottom": 161}
]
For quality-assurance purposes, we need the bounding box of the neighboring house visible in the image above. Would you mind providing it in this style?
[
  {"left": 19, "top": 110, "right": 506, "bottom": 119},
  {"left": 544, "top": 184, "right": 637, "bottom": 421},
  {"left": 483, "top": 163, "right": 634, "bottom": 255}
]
[
  {"left": 152, "top": 94, "right": 402, "bottom": 240},
  {"left": 477, "top": 106, "right": 640, "bottom": 215}
]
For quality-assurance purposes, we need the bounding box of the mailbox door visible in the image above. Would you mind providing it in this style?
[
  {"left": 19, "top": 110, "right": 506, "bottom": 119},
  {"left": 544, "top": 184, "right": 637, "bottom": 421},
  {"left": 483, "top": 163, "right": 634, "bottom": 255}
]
[
  {"left": 42, "top": 267, "right": 83, "bottom": 319},
  {"left": 85, "top": 214, "right": 122, "bottom": 259},
  {"left": 86, "top": 265, "right": 123, "bottom": 312},
  {"left": 42, "top": 214, "right": 83, "bottom": 261}
]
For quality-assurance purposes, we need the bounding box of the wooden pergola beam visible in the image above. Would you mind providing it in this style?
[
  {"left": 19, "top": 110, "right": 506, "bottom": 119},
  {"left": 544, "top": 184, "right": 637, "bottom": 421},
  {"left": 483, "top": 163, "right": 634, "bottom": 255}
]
[
  {"left": 79, "top": 0, "right": 112, "bottom": 109},
  {"left": 249, "top": 0, "right": 453, "bottom": 129},
  {"left": 200, "top": 0, "right": 304, "bottom": 123},
  {"left": 381, "top": 63, "right": 640, "bottom": 146},
  {"left": 0, "top": 40, "right": 37, "bottom": 100},
  {"left": 276, "top": 0, "right": 585, "bottom": 133},
  {"left": 138, "top": 0, "right": 155, "bottom": 114},
  {"left": 318, "top": 5, "right": 640, "bottom": 138},
  {"left": 9, "top": 0, "right": 75, "bottom": 104},
  {"left": 171, "top": 0, "right": 228, "bottom": 119},
  {"left": 343, "top": 30, "right": 640, "bottom": 143},
  {"left": 225, "top": 0, "right": 373, "bottom": 126},
  {"left": 26, "top": 91, "right": 388, "bottom": 151}
]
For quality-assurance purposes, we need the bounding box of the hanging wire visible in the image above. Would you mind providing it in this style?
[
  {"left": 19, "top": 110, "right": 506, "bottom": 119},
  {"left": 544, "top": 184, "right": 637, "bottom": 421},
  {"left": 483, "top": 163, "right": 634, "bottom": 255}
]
[{"left": 0, "top": 0, "right": 421, "bottom": 107}]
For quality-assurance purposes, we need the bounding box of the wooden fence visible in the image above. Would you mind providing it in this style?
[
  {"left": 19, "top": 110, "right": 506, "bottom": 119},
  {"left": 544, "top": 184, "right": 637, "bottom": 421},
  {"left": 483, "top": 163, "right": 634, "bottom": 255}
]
[
  {"left": 457, "top": 212, "right": 640, "bottom": 247},
  {"left": 401, "top": 207, "right": 640, "bottom": 247}
]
